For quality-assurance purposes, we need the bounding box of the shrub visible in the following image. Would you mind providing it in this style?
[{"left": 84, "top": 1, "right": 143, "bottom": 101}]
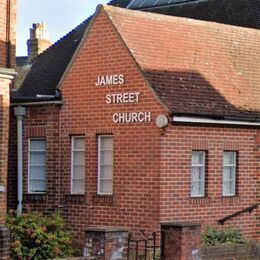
[
  {"left": 202, "top": 226, "right": 246, "bottom": 247},
  {"left": 6, "top": 211, "right": 78, "bottom": 259}
]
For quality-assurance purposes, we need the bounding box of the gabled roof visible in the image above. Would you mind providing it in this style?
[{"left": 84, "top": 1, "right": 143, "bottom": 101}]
[
  {"left": 104, "top": 6, "right": 259, "bottom": 120},
  {"left": 12, "top": 3, "right": 260, "bottom": 122},
  {"left": 13, "top": 0, "right": 259, "bottom": 103}
]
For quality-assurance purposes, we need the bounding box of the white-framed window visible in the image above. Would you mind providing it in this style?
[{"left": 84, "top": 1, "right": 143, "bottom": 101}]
[
  {"left": 28, "top": 139, "right": 46, "bottom": 193},
  {"left": 191, "top": 151, "right": 205, "bottom": 197},
  {"left": 71, "top": 136, "right": 85, "bottom": 194},
  {"left": 223, "top": 151, "right": 236, "bottom": 196},
  {"left": 98, "top": 135, "right": 113, "bottom": 195}
]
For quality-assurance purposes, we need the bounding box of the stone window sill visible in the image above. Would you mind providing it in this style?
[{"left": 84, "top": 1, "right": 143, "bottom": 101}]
[
  {"left": 25, "top": 194, "right": 46, "bottom": 203},
  {"left": 65, "top": 194, "right": 85, "bottom": 203},
  {"left": 189, "top": 197, "right": 211, "bottom": 204},
  {"left": 93, "top": 194, "right": 114, "bottom": 205}
]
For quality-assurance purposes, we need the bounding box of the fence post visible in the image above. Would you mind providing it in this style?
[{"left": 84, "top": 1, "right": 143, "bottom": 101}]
[
  {"left": 84, "top": 227, "right": 128, "bottom": 260},
  {"left": 0, "top": 224, "right": 10, "bottom": 259},
  {"left": 161, "top": 222, "right": 201, "bottom": 260}
]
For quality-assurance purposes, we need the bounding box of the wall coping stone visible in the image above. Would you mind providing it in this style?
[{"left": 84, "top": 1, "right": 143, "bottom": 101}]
[
  {"left": 161, "top": 222, "right": 201, "bottom": 227},
  {"left": 85, "top": 227, "right": 128, "bottom": 233},
  {"left": 201, "top": 243, "right": 260, "bottom": 255}
]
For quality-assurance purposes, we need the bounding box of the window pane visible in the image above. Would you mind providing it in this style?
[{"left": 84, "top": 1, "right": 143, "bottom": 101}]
[
  {"left": 30, "top": 140, "right": 46, "bottom": 151},
  {"left": 73, "top": 137, "right": 85, "bottom": 150},
  {"left": 191, "top": 181, "right": 199, "bottom": 195},
  {"left": 192, "top": 151, "right": 204, "bottom": 165},
  {"left": 192, "top": 167, "right": 204, "bottom": 181},
  {"left": 100, "top": 137, "right": 113, "bottom": 150},
  {"left": 191, "top": 151, "right": 205, "bottom": 197},
  {"left": 72, "top": 180, "right": 85, "bottom": 194},
  {"left": 223, "top": 180, "right": 235, "bottom": 196},
  {"left": 224, "top": 166, "right": 235, "bottom": 180},
  {"left": 30, "top": 180, "right": 46, "bottom": 192},
  {"left": 71, "top": 137, "right": 85, "bottom": 194},
  {"left": 223, "top": 152, "right": 236, "bottom": 165},
  {"left": 30, "top": 166, "right": 46, "bottom": 180},
  {"left": 73, "top": 165, "right": 85, "bottom": 179},
  {"left": 223, "top": 152, "right": 236, "bottom": 196},
  {"left": 100, "top": 179, "right": 113, "bottom": 194},
  {"left": 73, "top": 151, "right": 85, "bottom": 165},
  {"left": 100, "top": 150, "right": 113, "bottom": 165},
  {"left": 191, "top": 181, "right": 204, "bottom": 196},
  {"left": 100, "top": 165, "right": 113, "bottom": 179},
  {"left": 99, "top": 136, "right": 113, "bottom": 194},
  {"left": 30, "top": 152, "right": 45, "bottom": 165},
  {"left": 29, "top": 139, "right": 46, "bottom": 193}
]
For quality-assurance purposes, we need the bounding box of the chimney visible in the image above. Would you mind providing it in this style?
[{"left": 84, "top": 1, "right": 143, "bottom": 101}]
[{"left": 27, "top": 22, "right": 51, "bottom": 63}]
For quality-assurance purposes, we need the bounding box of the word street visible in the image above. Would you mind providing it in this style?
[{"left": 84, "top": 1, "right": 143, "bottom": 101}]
[{"left": 106, "top": 92, "right": 140, "bottom": 104}]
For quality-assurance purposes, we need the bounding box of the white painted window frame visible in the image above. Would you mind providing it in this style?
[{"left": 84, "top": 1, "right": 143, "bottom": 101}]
[
  {"left": 71, "top": 136, "right": 85, "bottom": 194},
  {"left": 191, "top": 151, "right": 206, "bottom": 197},
  {"left": 222, "top": 151, "right": 237, "bottom": 196},
  {"left": 98, "top": 135, "right": 113, "bottom": 195},
  {"left": 28, "top": 138, "right": 46, "bottom": 194}
]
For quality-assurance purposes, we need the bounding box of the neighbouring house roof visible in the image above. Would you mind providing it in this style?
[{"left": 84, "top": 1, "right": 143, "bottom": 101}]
[
  {"left": 12, "top": 17, "right": 92, "bottom": 102},
  {"left": 126, "top": 0, "right": 260, "bottom": 30},
  {"left": 104, "top": 6, "right": 260, "bottom": 120},
  {"left": 12, "top": 3, "right": 260, "bottom": 122},
  {"left": 16, "top": 56, "right": 28, "bottom": 67}
]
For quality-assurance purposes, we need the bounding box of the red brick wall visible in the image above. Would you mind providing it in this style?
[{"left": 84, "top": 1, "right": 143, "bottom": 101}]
[
  {"left": 8, "top": 8, "right": 259, "bottom": 244},
  {"left": 58, "top": 10, "right": 164, "bottom": 240},
  {"left": 0, "top": 0, "right": 16, "bottom": 68},
  {"left": 8, "top": 105, "right": 61, "bottom": 213},
  {"left": 160, "top": 125, "right": 258, "bottom": 241},
  {"left": 255, "top": 130, "right": 260, "bottom": 241},
  {"left": 0, "top": 78, "right": 11, "bottom": 217}
]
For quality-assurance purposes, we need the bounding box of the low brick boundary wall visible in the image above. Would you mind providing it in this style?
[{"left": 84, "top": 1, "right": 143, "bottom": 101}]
[
  {"left": 0, "top": 224, "right": 10, "bottom": 259},
  {"left": 200, "top": 243, "right": 260, "bottom": 260}
]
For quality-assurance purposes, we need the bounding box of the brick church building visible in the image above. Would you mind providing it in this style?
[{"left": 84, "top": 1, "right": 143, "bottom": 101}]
[
  {"left": 8, "top": 0, "right": 260, "bottom": 251},
  {"left": 0, "top": 0, "right": 16, "bottom": 216}
]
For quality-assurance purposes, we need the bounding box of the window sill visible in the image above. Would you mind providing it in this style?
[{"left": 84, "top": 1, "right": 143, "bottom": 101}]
[
  {"left": 25, "top": 193, "right": 46, "bottom": 203},
  {"left": 93, "top": 194, "right": 114, "bottom": 205},
  {"left": 65, "top": 194, "right": 85, "bottom": 203},
  {"left": 221, "top": 196, "right": 240, "bottom": 203}
]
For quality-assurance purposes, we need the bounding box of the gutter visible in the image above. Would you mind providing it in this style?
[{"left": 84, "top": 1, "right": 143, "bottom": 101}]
[
  {"left": 11, "top": 100, "right": 63, "bottom": 107},
  {"left": 0, "top": 67, "right": 17, "bottom": 79},
  {"left": 173, "top": 115, "right": 260, "bottom": 126}
]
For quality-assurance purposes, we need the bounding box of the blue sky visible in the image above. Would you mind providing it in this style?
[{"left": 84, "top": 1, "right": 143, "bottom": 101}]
[{"left": 17, "top": 0, "right": 109, "bottom": 56}]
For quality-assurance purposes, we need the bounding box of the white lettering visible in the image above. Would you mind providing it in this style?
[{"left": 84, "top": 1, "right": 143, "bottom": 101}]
[
  {"left": 100, "top": 76, "right": 106, "bottom": 86},
  {"left": 113, "top": 75, "right": 118, "bottom": 85},
  {"left": 132, "top": 112, "right": 138, "bottom": 123},
  {"left": 106, "top": 94, "right": 112, "bottom": 104},
  {"left": 105, "top": 92, "right": 140, "bottom": 104},
  {"left": 105, "top": 75, "right": 113, "bottom": 85},
  {"left": 96, "top": 74, "right": 125, "bottom": 86},
  {"left": 117, "top": 93, "right": 123, "bottom": 103},
  {"left": 113, "top": 113, "right": 119, "bottom": 123},
  {"left": 112, "top": 112, "right": 152, "bottom": 124},
  {"left": 118, "top": 74, "right": 124, "bottom": 85}
]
